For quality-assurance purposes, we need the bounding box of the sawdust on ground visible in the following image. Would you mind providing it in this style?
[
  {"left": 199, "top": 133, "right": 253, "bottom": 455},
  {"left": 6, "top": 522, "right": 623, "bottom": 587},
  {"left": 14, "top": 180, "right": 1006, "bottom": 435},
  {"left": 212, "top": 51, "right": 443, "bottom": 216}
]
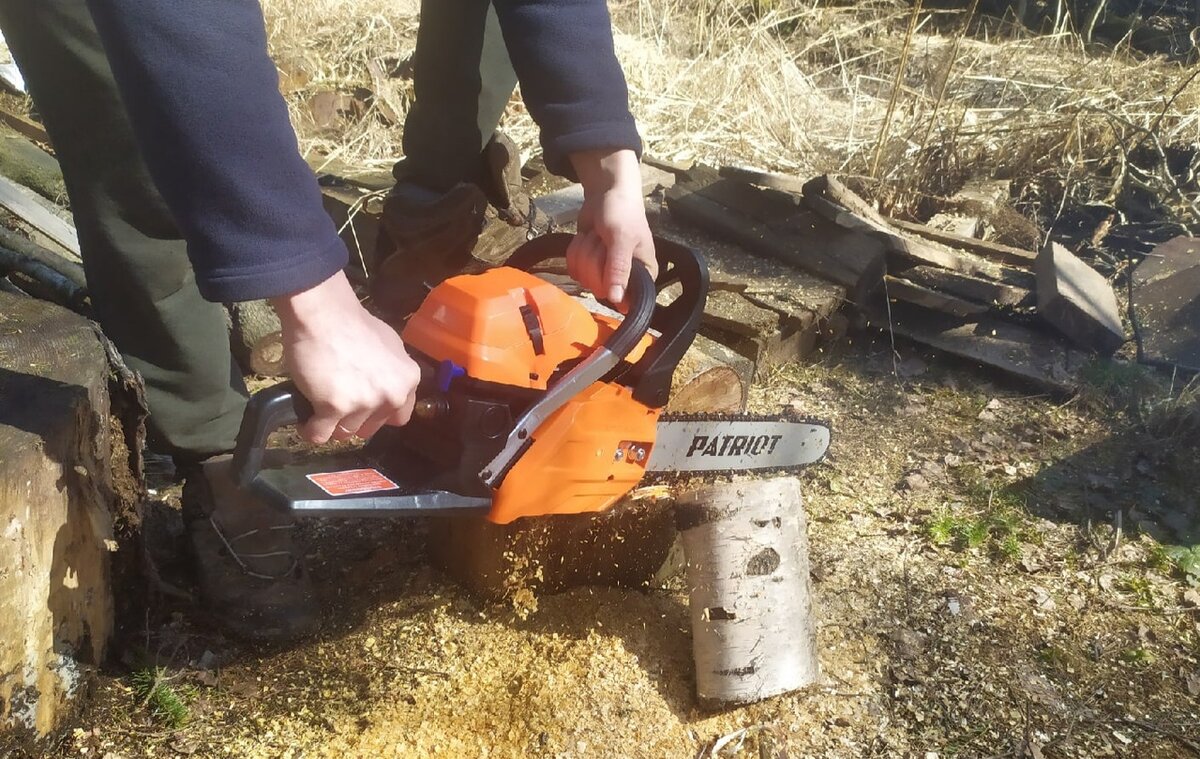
[{"left": 61, "top": 336, "right": 1200, "bottom": 758}]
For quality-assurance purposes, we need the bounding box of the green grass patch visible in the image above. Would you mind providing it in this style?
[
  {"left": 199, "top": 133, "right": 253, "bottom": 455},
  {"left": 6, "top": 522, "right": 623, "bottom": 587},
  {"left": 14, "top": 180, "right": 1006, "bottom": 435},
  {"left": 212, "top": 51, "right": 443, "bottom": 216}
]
[
  {"left": 131, "top": 666, "right": 191, "bottom": 728},
  {"left": 925, "top": 468, "right": 1041, "bottom": 561},
  {"left": 1161, "top": 545, "right": 1200, "bottom": 587}
]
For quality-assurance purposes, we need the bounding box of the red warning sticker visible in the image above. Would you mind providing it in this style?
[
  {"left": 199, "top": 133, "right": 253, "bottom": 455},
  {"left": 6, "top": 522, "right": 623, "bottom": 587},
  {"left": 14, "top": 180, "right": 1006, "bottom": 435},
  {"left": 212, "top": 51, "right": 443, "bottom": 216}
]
[{"left": 306, "top": 468, "right": 399, "bottom": 497}]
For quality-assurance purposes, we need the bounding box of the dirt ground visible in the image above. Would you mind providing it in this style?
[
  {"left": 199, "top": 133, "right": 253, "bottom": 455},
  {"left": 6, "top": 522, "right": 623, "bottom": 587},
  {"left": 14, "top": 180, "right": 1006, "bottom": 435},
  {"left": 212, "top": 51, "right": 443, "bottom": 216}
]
[
  {"left": 2, "top": 0, "right": 1196, "bottom": 755},
  {"left": 41, "top": 333, "right": 1200, "bottom": 759}
]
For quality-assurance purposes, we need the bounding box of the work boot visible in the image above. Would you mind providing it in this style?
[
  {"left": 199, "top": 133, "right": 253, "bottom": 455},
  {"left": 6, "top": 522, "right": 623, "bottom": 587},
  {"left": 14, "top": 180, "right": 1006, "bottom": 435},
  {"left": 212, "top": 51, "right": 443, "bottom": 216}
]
[
  {"left": 370, "top": 131, "right": 532, "bottom": 323},
  {"left": 180, "top": 455, "right": 318, "bottom": 643},
  {"left": 371, "top": 181, "right": 489, "bottom": 322}
]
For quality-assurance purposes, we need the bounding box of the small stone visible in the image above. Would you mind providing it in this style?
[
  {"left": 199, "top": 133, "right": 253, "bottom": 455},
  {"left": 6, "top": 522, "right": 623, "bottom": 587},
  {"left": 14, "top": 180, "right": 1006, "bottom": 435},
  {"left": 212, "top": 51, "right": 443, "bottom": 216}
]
[
  {"left": 1186, "top": 671, "right": 1200, "bottom": 697},
  {"left": 890, "top": 627, "right": 927, "bottom": 659},
  {"left": 1032, "top": 586, "right": 1056, "bottom": 611},
  {"left": 1067, "top": 594, "right": 1086, "bottom": 611},
  {"left": 985, "top": 398, "right": 1002, "bottom": 411},
  {"left": 944, "top": 453, "right": 962, "bottom": 467},
  {"left": 904, "top": 473, "right": 930, "bottom": 491},
  {"left": 1183, "top": 589, "right": 1200, "bottom": 608}
]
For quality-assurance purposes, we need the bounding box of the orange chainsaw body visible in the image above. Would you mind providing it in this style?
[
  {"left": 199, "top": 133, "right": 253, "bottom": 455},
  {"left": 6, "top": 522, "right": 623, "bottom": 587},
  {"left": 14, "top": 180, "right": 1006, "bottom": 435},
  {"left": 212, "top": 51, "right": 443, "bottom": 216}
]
[{"left": 402, "top": 267, "right": 657, "bottom": 523}]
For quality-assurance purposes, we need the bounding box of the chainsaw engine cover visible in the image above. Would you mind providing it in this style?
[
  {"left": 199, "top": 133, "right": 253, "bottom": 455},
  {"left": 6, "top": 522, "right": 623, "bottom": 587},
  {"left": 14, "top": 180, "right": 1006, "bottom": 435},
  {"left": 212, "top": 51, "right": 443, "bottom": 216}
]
[
  {"left": 387, "top": 267, "right": 656, "bottom": 522},
  {"left": 406, "top": 267, "right": 620, "bottom": 389}
]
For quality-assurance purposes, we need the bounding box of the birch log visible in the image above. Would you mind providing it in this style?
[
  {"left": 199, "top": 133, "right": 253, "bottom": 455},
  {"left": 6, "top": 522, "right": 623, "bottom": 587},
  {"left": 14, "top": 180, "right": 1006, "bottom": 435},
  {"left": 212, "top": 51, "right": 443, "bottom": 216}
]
[{"left": 678, "top": 477, "right": 819, "bottom": 706}]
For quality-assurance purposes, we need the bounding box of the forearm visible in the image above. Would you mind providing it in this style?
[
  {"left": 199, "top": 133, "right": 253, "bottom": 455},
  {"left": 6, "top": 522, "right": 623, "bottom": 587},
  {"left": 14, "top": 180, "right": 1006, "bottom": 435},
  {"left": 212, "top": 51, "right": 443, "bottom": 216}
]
[
  {"left": 85, "top": 0, "right": 346, "bottom": 302},
  {"left": 492, "top": 0, "right": 642, "bottom": 179}
]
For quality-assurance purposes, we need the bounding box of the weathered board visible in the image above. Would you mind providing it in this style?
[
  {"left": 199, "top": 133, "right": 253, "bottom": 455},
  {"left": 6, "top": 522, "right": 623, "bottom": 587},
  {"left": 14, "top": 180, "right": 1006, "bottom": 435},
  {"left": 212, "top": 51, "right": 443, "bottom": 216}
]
[{"left": 1131, "top": 236, "right": 1200, "bottom": 372}]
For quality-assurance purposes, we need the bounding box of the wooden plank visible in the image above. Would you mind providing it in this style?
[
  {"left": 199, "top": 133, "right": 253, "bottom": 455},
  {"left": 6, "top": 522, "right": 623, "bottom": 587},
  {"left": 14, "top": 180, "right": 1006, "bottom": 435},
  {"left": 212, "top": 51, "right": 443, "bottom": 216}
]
[
  {"left": 1130, "top": 236, "right": 1199, "bottom": 372},
  {"left": 875, "top": 301, "right": 1090, "bottom": 391},
  {"left": 897, "top": 264, "right": 1033, "bottom": 308},
  {"left": 802, "top": 175, "right": 999, "bottom": 276},
  {"left": 666, "top": 172, "right": 885, "bottom": 307},
  {"left": 718, "top": 164, "right": 807, "bottom": 194},
  {"left": 0, "top": 108, "right": 50, "bottom": 145},
  {"left": 0, "top": 173, "right": 79, "bottom": 259},
  {"left": 1036, "top": 241, "right": 1125, "bottom": 353},
  {"left": 532, "top": 164, "right": 678, "bottom": 227},
  {"left": 884, "top": 276, "right": 989, "bottom": 318},
  {"left": 889, "top": 217, "right": 1037, "bottom": 268}
]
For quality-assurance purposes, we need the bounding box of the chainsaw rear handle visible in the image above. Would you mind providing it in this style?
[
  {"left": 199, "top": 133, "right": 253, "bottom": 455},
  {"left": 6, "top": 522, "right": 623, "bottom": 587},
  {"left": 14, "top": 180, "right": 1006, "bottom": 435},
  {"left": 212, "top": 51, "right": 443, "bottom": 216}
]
[{"left": 230, "top": 251, "right": 659, "bottom": 490}]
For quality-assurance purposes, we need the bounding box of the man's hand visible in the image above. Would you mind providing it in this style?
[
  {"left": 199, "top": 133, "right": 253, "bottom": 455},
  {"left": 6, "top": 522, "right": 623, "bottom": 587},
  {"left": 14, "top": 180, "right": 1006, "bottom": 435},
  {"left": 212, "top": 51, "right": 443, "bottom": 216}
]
[
  {"left": 271, "top": 272, "right": 419, "bottom": 444},
  {"left": 567, "top": 148, "right": 657, "bottom": 306}
]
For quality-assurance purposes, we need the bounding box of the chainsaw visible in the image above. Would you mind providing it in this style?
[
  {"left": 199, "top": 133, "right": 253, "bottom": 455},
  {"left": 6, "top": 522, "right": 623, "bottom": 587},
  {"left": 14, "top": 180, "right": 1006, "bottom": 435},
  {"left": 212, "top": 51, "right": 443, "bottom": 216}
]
[{"left": 230, "top": 233, "right": 830, "bottom": 524}]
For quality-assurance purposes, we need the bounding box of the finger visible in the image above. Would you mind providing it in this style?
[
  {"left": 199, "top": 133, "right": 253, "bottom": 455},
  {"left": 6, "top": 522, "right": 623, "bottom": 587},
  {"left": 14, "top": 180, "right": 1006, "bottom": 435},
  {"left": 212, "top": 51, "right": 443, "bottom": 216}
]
[
  {"left": 300, "top": 405, "right": 341, "bottom": 445},
  {"left": 603, "top": 232, "right": 635, "bottom": 305},
  {"left": 353, "top": 405, "right": 395, "bottom": 441},
  {"left": 633, "top": 233, "right": 659, "bottom": 282},
  {"left": 575, "top": 232, "right": 607, "bottom": 297},
  {"left": 565, "top": 231, "right": 587, "bottom": 284},
  {"left": 384, "top": 388, "right": 417, "bottom": 427},
  {"left": 331, "top": 407, "right": 375, "bottom": 442}
]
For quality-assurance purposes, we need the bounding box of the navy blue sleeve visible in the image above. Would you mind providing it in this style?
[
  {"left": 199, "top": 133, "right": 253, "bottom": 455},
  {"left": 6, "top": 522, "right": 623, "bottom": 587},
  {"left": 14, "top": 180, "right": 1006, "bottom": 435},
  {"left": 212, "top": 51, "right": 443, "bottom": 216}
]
[
  {"left": 85, "top": 0, "right": 347, "bottom": 303},
  {"left": 494, "top": 0, "right": 643, "bottom": 179}
]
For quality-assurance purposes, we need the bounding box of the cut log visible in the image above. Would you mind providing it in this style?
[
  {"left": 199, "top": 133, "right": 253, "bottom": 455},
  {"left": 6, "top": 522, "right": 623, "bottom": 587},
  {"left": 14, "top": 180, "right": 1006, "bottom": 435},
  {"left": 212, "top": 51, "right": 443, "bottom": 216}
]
[
  {"left": 669, "top": 333, "right": 753, "bottom": 413},
  {"left": 427, "top": 334, "right": 752, "bottom": 599},
  {"left": 889, "top": 217, "right": 1037, "bottom": 269},
  {"left": 666, "top": 168, "right": 886, "bottom": 307},
  {"left": 877, "top": 301, "right": 1091, "bottom": 391},
  {"left": 1035, "top": 242, "right": 1126, "bottom": 354},
  {"left": 677, "top": 477, "right": 820, "bottom": 706},
  {"left": 897, "top": 264, "right": 1033, "bottom": 308},
  {"left": 0, "top": 292, "right": 139, "bottom": 737},
  {"left": 227, "top": 300, "right": 285, "bottom": 377}
]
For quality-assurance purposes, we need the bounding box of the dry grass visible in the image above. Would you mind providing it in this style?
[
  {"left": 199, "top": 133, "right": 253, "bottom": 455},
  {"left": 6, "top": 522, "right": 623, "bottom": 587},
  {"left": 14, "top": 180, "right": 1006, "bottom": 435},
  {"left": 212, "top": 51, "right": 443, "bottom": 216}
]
[{"left": 260, "top": 0, "right": 1200, "bottom": 240}]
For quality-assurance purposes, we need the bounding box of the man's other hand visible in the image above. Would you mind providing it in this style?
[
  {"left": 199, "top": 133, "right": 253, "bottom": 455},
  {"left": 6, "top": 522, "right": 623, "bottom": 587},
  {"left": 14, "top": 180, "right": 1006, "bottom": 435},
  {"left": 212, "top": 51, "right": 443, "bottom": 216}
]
[
  {"left": 567, "top": 148, "right": 657, "bottom": 307},
  {"left": 271, "top": 272, "right": 419, "bottom": 444}
]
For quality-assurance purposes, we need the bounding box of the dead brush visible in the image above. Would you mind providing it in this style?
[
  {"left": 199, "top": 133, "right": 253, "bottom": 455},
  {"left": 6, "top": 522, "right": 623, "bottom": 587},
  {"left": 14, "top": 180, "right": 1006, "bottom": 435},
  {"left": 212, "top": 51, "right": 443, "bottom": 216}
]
[{"left": 259, "top": 0, "right": 1199, "bottom": 246}]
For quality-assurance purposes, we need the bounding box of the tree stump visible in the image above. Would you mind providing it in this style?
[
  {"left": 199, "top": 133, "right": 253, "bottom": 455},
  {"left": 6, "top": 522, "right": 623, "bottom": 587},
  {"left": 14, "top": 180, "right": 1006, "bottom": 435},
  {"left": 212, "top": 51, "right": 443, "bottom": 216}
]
[
  {"left": 677, "top": 477, "right": 819, "bottom": 706},
  {"left": 0, "top": 291, "right": 139, "bottom": 739}
]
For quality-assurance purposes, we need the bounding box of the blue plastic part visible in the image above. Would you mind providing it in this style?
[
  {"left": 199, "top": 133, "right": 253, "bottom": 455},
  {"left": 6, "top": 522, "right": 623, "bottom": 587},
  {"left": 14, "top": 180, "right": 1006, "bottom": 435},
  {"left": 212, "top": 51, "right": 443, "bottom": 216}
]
[{"left": 437, "top": 360, "right": 467, "bottom": 392}]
